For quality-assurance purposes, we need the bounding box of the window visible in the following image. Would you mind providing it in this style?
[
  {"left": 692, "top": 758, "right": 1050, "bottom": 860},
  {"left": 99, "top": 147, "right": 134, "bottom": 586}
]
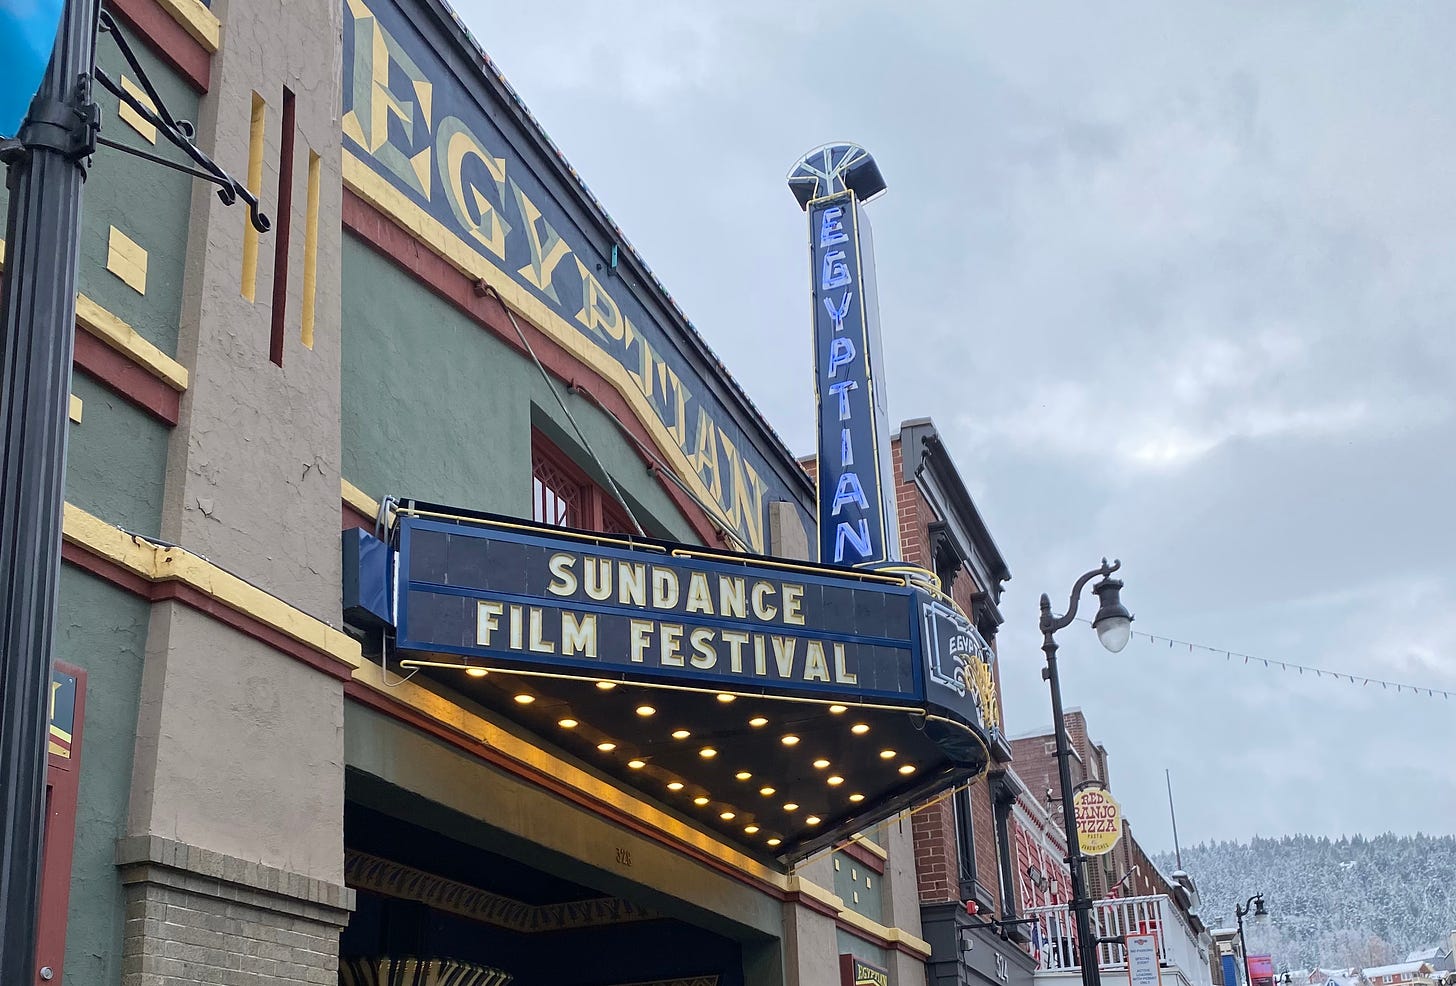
[
  {"left": 38, "top": 663, "right": 86, "bottom": 984},
  {"left": 953, "top": 786, "right": 978, "bottom": 900},
  {"left": 531, "top": 430, "right": 635, "bottom": 534}
]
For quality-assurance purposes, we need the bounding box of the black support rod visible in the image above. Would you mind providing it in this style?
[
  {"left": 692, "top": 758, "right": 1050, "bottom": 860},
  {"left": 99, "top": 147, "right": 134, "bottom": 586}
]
[{"left": 0, "top": 0, "right": 100, "bottom": 980}]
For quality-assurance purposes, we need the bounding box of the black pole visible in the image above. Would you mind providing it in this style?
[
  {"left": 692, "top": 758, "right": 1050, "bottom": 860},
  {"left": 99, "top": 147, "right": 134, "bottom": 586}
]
[
  {"left": 1042, "top": 624, "right": 1102, "bottom": 986},
  {"left": 1039, "top": 559, "right": 1121, "bottom": 986},
  {"left": 0, "top": 0, "right": 100, "bottom": 980},
  {"left": 1236, "top": 910, "right": 1247, "bottom": 986}
]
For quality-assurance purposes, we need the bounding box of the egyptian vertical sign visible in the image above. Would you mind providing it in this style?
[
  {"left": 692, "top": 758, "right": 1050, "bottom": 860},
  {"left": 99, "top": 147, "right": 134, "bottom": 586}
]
[{"left": 790, "top": 144, "right": 899, "bottom": 567}]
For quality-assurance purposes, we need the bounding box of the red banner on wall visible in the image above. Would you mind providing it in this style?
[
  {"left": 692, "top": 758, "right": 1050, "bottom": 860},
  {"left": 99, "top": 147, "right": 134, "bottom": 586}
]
[{"left": 1247, "top": 954, "right": 1274, "bottom": 986}]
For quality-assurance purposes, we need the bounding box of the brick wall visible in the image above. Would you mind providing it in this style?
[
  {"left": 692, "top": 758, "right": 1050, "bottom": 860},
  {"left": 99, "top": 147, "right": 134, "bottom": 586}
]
[{"left": 913, "top": 798, "right": 958, "bottom": 903}]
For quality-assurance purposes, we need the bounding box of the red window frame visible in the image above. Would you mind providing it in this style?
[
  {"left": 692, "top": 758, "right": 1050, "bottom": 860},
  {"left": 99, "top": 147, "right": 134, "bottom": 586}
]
[
  {"left": 37, "top": 661, "right": 87, "bottom": 985},
  {"left": 531, "top": 429, "right": 634, "bottom": 535}
]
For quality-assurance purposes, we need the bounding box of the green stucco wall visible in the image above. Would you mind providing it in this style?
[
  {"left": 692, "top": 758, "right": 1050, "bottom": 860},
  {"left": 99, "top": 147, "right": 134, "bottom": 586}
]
[
  {"left": 66, "top": 371, "right": 169, "bottom": 537},
  {"left": 340, "top": 234, "right": 698, "bottom": 543},
  {"left": 832, "top": 850, "right": 884, "bottom": 924},
  {"left": 55, "top": 567, "right": 151, "bottom": 985},
  {"left": 0, "top": 21, "right": 195, "bottom": 358}
]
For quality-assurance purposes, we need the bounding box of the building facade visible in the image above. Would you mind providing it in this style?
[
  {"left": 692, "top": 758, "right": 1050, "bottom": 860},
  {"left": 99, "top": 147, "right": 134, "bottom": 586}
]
[{"left": 14, "top": 0, "right": 1005, "bottom": 982}]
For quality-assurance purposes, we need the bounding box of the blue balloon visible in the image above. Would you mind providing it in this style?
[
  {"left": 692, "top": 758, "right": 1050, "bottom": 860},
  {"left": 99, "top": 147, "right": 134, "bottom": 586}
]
[{"left": 0, "top": 0, "right": 67, "bottom": 138}]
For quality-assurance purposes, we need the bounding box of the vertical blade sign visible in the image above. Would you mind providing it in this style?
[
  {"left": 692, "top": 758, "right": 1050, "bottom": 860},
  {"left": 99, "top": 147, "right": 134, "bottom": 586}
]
[{"left": 810, "top": 191, "right": 898, "bottom": 566}]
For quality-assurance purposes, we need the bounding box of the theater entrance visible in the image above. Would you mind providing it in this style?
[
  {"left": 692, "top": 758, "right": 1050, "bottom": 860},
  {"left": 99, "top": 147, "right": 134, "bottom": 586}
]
[{"left": 339, "top": 777, "right": 760, "bottom": 986}]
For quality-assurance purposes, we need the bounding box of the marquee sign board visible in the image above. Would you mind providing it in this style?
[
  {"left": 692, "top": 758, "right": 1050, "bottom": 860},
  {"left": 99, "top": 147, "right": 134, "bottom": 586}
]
[
  {"left": 808, "top": 190, "right": 897, "bottom": 567},
  {"left": 390, "top": 511, "right": 999, "bottom": 739},
  {"left": 1073, "top": 784, "right": 1122, "bottom": 856},
  {"left": 340, "top": 0, "right": 815, "bottom": 555}
]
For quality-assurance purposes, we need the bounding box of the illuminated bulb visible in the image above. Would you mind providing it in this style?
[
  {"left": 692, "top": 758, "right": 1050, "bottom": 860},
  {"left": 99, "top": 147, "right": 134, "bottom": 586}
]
[
  {"left": 806, "top": 815, "right": 821, "bottom": 826},
  {"left": 595, "top": 681, "right": 617, "bottom": 690},
  {"left": 668, "top": 781, "right": 685, "bottom": 791},
  {"left": 671, "top": 729, "right": 691, "bottom": 740},
  {"left": 735, "top": 771, "right": 752, "bottom": 781},
  {"left": 851, "top": 723, "right": 869, "bottom": 735},
  {"left": 759, "top": 786, "right": 776, "bottom": 796},
  {"left": 557, "top": 718, "right": 578, "bottom": 728},
  {"left": 781, "top": 735, "right": 800, "bottom": 746},
  {"left": 627, "top": 759, "right": 646, "bottom": 769},
  {"left": 828, "top": 704, "right": 847, "bottom": 714},
  {"left": 720, "top": 811, "right": 736, "bottom": 821},
  {"left": 513, "top": 694, "right": 535, "bottom": 705},
  {"left": 849, "top": 793, "right": 865, "bottom": 803},
  {"left": 597, "top": 742, "right": 616, "bottom": 752},
  {"left": 699, "top": 747, "right": 717, "bottom": 759},
  {"left": 748, "top": 716, "right": 769, "bottom": 728},
  {"left": 466, "top": 667, "right": 488, "bottom": 678},
  {"left": 899, "top": 764, "right": 916, "bottom": 775},
  {"left": 767, "top": 838, "right": 782, "bottom": 847},
  {"left": 716, "top": 693, "right": 735, "bottom": 703},
  {"left": 879, "top": 749, "right": 896, "bottom": 759},
  {"left": 744, "top": 825, "right": 760, "bottom": 834},
  {"left": 636, "top": 705, "right": 656, "bottom": 717},
  {"left": 783, "top": 802, "right": 799, "bottom": 812},
  {"left": 812, "top": 758, "right": 830, "bottom": 770},
  {"left": 693, "top": 796, "right": 710, "bottom": 806},
  {"left": 828, "top": 776, "right": 844, "bottom": 786}
]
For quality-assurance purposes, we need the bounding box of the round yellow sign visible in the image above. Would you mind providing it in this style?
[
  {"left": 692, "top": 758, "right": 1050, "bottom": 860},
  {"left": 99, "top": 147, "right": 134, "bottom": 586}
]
[{"left": 1073, "top": 785, "right": 1122, "bottom": 856}]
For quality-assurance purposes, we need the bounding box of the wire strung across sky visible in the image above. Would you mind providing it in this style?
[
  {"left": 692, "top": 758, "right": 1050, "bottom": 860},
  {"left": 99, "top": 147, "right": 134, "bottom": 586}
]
[{"left": 1072, "top": 618, "right": 1453, "bottom": 700}]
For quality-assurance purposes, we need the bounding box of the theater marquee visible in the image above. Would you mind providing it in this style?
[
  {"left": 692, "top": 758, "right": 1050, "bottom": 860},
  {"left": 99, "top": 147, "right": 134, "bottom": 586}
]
[{"left": 346, "top": 505, "right": 1001, "bottom": 863}]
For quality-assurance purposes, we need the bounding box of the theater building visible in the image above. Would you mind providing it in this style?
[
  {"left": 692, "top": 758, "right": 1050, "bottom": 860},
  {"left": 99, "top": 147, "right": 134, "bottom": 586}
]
[{"left": 14, "top": 0, "right": 1008, "bottom": 981}]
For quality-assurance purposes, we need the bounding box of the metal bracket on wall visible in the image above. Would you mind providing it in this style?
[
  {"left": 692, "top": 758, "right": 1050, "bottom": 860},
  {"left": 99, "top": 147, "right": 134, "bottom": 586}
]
[{"left": 89, "top": 10, "right": 269, "bottom": 232}]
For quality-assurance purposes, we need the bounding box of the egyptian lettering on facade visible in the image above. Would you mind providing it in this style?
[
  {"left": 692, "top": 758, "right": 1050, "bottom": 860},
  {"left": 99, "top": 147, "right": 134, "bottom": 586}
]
[{"left": 340, "top": 0, "right": 816, "bottom": 554}]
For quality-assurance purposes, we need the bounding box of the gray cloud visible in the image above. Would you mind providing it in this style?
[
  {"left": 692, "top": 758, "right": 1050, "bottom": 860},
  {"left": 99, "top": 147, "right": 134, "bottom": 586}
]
[{"left": 457, "top": 0, "right": 1456, "bottom": 847}]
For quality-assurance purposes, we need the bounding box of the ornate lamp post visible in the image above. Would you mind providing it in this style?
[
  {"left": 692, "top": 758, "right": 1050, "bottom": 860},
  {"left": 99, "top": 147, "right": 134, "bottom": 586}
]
[
  {"left": 1236, "top": 893, "right": 1270, "bottom": 986},
  {"left": 1040, "top": 558, "right": 1133, "bottom": 986}
]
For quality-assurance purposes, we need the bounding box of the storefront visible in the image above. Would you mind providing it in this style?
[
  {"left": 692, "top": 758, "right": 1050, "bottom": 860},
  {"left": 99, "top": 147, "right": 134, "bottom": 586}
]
[{"left": 26, "top": 0, "right": 1004, "bottom": 978}]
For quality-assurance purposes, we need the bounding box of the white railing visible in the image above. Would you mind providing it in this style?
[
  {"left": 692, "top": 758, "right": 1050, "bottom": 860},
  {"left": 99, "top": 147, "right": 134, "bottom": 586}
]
[{"left": 1026, "top": 894, "right": 1211, "bottom": 986}]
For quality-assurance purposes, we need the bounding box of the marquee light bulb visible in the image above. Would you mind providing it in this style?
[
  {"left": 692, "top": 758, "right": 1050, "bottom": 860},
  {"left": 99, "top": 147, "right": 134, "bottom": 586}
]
[
  {"left": 828, "top": 704, "right": 847, "bottom": 714},
  {"left": 693, "top": 796, "right": 710, "bottom": 806},
  {"left": 749, "top": 716, "right": 768, "bottom": 728},
  {"left": 767, "top": 838, "right": 782, "bottom": 847},
  {"left": 781, "top": 735, "right": 800, "bottom": 746},
  {"left": 720, "top": 811, "right": 736, "bottom": 821},
  {"left": 597, "top": 742, "right": 616, "bottom": 752},
  {"left": 596, "top": 681, "right": 617, "bottom": 690},
  {"left": 557, "top": 718, "right": 578, "bottom": 728},
  {"left": 759, "top": 786, "right": 776, "bottom": 796},
  {"left": 671, "top": 729, "right": 691, "bottom": 740},
  {"left": 735, "top": 771, "right": 752, "bottom": 781},
  {"left": 879, "top": 749, "right": 896, "bottom": 759},
  {"left": 627, "top": 759, "right": 646, "bottom": 769},
  {"left": 466, "top": 667, "right": 488, "bottom": 678},
  {"left": 783, "top": 802, "right": 799, "bottom": 812},
  {"left": 899, "top": 764, "right": 916, "bottom": 775},
  {"left": 636, "top": 705, "right": 656, "bottom": 717},
  {"left": 513, "top": 694, "right": 535, "bottom": 705},
  {"left": 744, "top": 825, "right": 760, "bottom": 835},
  {"left": 828, "top": 776, "right": 844, "bottom": 786},
  {"left": 806, "top": 815, "right": 821, "bottom": 826},
  {"left": 716, "top": 693, "right": 735, "bottom": 703},
  {"left": 699, "top": 747, "right": 717, "bottom": 759},
  {"left": 668, "top": 782, "right": 685, "bottom": 791},
  {"left": 813, "top": 759, "right": 830, "bottom": 769},
  {"left": 851, "top": 723, "right": 869, "bottom": 735},
  {"left": 849, "top": 793, "right": 865, "bottom": 803}
]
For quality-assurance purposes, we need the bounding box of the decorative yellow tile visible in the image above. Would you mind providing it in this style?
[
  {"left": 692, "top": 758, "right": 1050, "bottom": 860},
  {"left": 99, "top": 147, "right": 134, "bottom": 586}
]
[
  {"left": 106, "top": 227, "right": 148, "bottom": 295},
  {"left": 117, "top": 76, "right": 157, "bottom": 143},
  {"left": 68, "top": 395, "right": 82, "bottom": 424}
]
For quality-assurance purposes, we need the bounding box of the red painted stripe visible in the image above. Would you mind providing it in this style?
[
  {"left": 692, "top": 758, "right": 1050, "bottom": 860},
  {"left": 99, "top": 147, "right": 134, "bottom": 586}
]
[
  {"left": 61, "top": 541, "right": 354, "bottom": 682},
  {"left": 837, "top": 837, "right": 887, "bottom": 875},
  {"left": 341, "top": 191, "right": 731, "bottom": 551},
  {"left": 104, "top": 0, "right": 211, "bottom": 94},
  {"left": 72, "top": 329, "right": 180, "bottom": 425}
]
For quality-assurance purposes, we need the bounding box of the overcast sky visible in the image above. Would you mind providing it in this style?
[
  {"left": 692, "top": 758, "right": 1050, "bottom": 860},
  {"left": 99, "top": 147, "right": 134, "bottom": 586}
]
[{"left": 455, "top": 0, "right": 1456, "bottom": 850}]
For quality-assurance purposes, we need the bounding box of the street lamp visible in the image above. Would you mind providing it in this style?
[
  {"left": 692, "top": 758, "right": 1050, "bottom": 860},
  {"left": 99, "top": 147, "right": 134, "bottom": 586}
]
[
  {"left": 1039, "top": 559, "right": 1133, "bottom": 986},
  {"left": 1235, "top": 894, "right": 1269, "bottom": 986}
]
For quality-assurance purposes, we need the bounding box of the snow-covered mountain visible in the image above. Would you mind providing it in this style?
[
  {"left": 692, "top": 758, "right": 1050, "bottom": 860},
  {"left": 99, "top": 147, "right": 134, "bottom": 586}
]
[{"left": 1152, "top": 834, "right": 1456, "bottom": 971}]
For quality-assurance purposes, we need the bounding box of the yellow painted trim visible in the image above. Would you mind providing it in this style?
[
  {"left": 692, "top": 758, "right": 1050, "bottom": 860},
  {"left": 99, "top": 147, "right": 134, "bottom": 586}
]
[
  {"left": 62, "top": 502, "right": 361, "bottom": 670},
  {"left": 341, "top": 478, "right": 390, "bottom": 524},
  {"left": 849, "top": 833, "right": 888, "bottom": 860},
  {"left": 343, "top": 155, "right": 753, "bottom": 553},
  {"left": 241, "top": 93, "right": 266, "bottom": 302},
  {"left": 153, "top": 0, "right": 220, "bottom": 52},
  {"left": 74, "top": 295, "right": 189, "bottom": 392},
  {"left": 106, "top": 226, "right": 149, "bottom": 295},
  {"left": 349, "top": 658, "right": 932, "bottom": 953},
  {"left": 0, "top": 237, "right": 189, "bottom": 394},
  {"left": 117, "top": 76, "right": 158, "bottom": 143},
  {"left": 301, "top": 150, "right": 321, "bottom": 348},
  {"left": 68, "top": 395, "right": 82, "bottom": 424}
]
